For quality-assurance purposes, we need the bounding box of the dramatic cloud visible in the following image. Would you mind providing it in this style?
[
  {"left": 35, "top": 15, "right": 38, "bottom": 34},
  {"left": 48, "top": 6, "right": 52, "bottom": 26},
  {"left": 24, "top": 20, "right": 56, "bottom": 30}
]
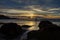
[
  {"left": 48, "top": 8, "right": 60, "bottom": 11},
  {"left": 0, "top": 0, "right": 60, "bottom": 16},
  {"left": 0, "top": 5, "right": 60, "bottom": 15}
]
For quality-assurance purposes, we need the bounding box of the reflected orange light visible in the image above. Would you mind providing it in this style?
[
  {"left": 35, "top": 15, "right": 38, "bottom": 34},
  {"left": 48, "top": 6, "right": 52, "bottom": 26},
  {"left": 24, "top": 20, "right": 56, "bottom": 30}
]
[
  {"left": 28, "top": 27, "right": 35, "bottom": 30},
  {"left": 44, "top": 15, "right": 60, "bottom": 19},
  {"left": 25, "top": 21, "right": 35, "bottom": 26},
  {"left": 20, "top": 13, "right": 36, "bottom": 18}
]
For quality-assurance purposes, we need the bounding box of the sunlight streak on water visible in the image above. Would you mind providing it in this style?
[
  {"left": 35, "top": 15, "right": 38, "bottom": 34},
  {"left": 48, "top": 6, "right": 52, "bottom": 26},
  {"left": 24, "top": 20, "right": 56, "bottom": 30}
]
[{"left": 0, "top": 19, "right": 60, "bottom": 30}]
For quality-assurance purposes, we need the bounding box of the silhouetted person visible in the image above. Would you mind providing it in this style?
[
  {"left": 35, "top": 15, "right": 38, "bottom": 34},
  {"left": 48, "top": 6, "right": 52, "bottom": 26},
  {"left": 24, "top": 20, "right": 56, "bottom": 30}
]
[
  {"left": 20, "top": 25, "right": 31, "bottom": 40},
  {"left": 0, "top": 23, "right": 22, "bottom": 40}
]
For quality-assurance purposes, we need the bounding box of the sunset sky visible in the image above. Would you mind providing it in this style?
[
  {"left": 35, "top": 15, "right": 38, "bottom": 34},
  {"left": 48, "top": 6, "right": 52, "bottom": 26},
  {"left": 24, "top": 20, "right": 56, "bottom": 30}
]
[{"left": 0, "top": 0, "right": 60, "bottom": 18}]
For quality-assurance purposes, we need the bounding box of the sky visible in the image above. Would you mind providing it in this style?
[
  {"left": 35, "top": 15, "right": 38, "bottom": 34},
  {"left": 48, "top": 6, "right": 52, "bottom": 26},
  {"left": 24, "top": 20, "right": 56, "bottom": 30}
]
[{"left": 0, "top": 0, "right": 60, "bottom": 18}]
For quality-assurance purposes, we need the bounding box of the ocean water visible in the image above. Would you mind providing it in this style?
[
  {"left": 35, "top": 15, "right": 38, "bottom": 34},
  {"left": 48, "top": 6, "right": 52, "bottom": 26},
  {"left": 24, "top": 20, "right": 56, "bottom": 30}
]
[{"left": 0, "top": 19, "right": 60, "bottom": 30}]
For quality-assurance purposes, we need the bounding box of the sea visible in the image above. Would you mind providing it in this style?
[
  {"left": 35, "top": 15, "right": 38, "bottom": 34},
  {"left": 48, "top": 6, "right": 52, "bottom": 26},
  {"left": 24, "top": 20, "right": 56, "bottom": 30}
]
[{"left": 0, "top": 19, "right": 60, "bottom": 30}]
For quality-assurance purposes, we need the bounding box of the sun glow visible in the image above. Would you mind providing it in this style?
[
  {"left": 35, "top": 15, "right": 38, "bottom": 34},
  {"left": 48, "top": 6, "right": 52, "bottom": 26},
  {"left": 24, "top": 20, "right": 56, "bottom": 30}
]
[
  {"left": 29, "top": 13, "right": 35, "bottom": 18},
  {"left": 20, "top": 13, "right": 36, "bottom": 18},
  {"left": 26, "top": 21, "right": 36, "bottom": 30},
  {"left": 25, "top": 21, "right": 35, "bottom": 26}
]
